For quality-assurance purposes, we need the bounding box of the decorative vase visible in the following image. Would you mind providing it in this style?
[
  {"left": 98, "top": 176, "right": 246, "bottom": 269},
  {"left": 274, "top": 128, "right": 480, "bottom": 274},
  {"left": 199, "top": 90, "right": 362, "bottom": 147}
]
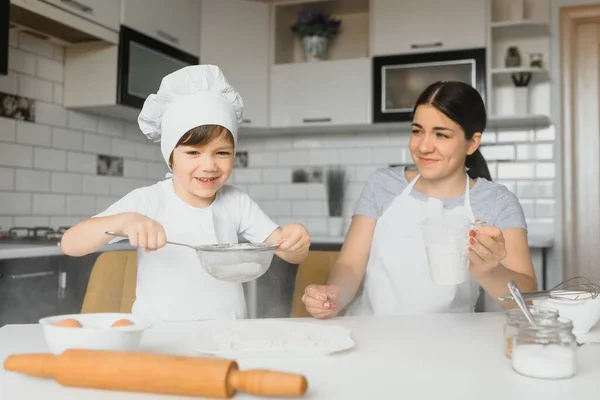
[
  {"left": 505, "top": 49, "right": 521, "bottom": 68},
  {"left": 327, "top": 216, "right": 344, "bottom": 236},
  {"left": 302, "top": 35, "right": 329, "bottom": 62}
]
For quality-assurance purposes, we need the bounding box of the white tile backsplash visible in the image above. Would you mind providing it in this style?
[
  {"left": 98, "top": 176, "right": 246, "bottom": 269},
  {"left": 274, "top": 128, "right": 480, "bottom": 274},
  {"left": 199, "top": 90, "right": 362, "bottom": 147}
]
[
  {"left": 52, "top": 128, "right": 83, "bottom": 150},
  {"left": 0, "top": 117, "right": 17, "bottom": 142},
  {"left": 262, "top": 168, "right": 291, "bottom": 183},
  {"left": 15, "top": 169, "right": 50, "bottom": 192},
  {"left": 497, "top": 130, "right": 535, "bottom": 143},
  {"left": 16, "top": 121, "right": 52, "bottom": 146},
  {"left": 33, "top": 147, "right": 66, "bottom": 171},
  {"left": 247, "top": 151, "right": 278, "bottom": 167},
  {"left": 0, "top": 192, "right": 32, "bottom": 214},
  {"left": 51, "top": 172, "right": 83, "bottom": 194},
  {"left": 340, "top": 148, "right": 372, "bottom": 165},
  {"left": 308, "top": 149, "right": 340, "bottom": 166},
  {"left": 83, "top": 133, "right": 111, "bottom": 154},
  {"left": 535, "top": 199, "right": 555, "bottom": 218},
  {"left": 32, "top": 194, "right": 65, "bottom": 215},
  {"left": 0, "top": 168, "right": 15, "bottom": 190},
  {"left": 497, "top": 163, "right": 535, "bottom": 179},
  {"left": 18, "top": 74, "right": 53, "bottom": 102},
  {"left": 83, "top": 176, "right": 112, "bottom": 195},
  {"left": 111, "top": 138, "right": 139, "bottom": 158},
  {"left": 66, "top": 195, "right": 96, "bottom": 216},
  {"left": 536, "top": 163, "right": 555, "bottom": 179},
  {"left": 247, "top": 184, "right": 278, "bottom": 200},
  {"left": 277, "top": 184, "right": 308, "bottom": 200},
  {"left": 293, "top": 200, "right": 325, "bottom": 216},
  {"left": 36, "top": 57, "right": 63, "bottom": 83},
  {"left": 14, "top": 216, "right": 50, "bottom": 227},
  {"left": 35, "top": 102, "right": 67, "bottom": 126},
  {"left": 277, "top": 150, "right": 309, "bottom": 167},
  {"left": 232, "top": 168, "right": 262, "bottom": 183},
  {"left": 67, "top": 152, "right": 96, "bottom": 174},
  {"left": 53, "top": 83, "right": 63, "bottom": 105},
  {"left": 0, "top": 70, "right": 18, "bottom": 94},
  {"left": 67, "top": 110, "right": 97, "bottom": 132},
  {"left": 0, "top": 143, "right": 34, "bottom": 168},
  {"left": 123, "top": 160, "right": 147, "bottom": 178},
  {"left": 97, "top": 117, "right": 124, "bottom": 137},
  {"left": 8, "top": 48, "right": 35, "bottom": 74},
  {"left": 481, "top": 145, "right": 515, "bottom": 161}
]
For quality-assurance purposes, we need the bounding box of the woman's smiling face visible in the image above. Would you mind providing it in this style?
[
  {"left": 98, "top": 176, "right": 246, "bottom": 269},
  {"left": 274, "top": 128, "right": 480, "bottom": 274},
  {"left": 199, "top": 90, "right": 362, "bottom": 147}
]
[{"left": 409, "top": 105, "right": 480, "bottom": 180}]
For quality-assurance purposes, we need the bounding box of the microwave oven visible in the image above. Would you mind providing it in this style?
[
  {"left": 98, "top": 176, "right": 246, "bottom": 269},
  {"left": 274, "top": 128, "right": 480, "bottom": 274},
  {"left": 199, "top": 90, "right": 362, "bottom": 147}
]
[
  {"left": 372, "top": 48, "right": 486, "bottom": 123},
  {"left": 117, "top": 26, "right": 199, "bottom": 109}
]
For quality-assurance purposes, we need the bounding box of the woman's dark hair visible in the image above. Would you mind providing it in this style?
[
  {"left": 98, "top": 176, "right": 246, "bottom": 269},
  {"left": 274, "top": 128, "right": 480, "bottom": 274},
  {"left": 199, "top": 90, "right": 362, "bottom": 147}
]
[
  {"left": 168, "top": 125, "right": 233, "bottom": 168},
  {"left": 413, "top": 81, "right": 491, "bottom": 181}
]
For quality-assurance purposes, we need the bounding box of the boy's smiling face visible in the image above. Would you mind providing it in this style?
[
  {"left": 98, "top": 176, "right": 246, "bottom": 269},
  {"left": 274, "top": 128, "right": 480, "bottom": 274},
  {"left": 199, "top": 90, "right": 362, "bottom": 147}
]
[{"left": 170, "top": 127, "right": 234, "bottom": 208}]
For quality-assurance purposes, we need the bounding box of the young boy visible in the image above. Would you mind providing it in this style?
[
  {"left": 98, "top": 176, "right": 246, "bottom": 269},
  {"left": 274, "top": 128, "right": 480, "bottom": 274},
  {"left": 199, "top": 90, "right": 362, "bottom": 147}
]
[{"left": 61, "top": 65, "right": 311, "bottom": 322}]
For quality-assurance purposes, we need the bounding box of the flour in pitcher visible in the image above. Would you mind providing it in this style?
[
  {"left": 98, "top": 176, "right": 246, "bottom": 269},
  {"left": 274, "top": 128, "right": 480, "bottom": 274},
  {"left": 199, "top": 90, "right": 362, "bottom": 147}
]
[{"left": 208, "top": 262, "right": 263, "bottom": 282}]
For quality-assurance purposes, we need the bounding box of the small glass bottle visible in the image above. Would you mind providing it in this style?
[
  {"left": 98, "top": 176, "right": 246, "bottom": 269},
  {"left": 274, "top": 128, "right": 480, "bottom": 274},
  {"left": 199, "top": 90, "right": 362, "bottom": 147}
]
[
  {"left": 511, "top": 317, "right": 577, "bottom": 379},
  {"left": 503, "top": 306, "right": 558, "bottom": 358}
]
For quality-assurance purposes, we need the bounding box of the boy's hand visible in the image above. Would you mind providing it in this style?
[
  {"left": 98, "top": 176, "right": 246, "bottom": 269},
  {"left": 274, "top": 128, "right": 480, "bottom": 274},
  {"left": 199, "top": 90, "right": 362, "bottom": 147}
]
[
  {"left": 120, "top": 212, "right": 167, "bottom": 252},
  {"left": 277, "top": 223, "right": 311, "bottom": 253}
]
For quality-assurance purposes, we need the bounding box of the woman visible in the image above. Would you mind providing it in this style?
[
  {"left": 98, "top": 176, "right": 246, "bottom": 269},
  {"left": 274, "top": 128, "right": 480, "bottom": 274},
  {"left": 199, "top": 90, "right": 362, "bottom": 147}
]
[{"left": 302, "top": 81, "right": 537, "bottom": 318}]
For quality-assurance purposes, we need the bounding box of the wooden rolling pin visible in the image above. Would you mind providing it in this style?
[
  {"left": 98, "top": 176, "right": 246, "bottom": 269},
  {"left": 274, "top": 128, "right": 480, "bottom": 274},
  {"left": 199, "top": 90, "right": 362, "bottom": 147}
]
[{"left": 4, "top": 349, "right": 308, "bottom": 398}]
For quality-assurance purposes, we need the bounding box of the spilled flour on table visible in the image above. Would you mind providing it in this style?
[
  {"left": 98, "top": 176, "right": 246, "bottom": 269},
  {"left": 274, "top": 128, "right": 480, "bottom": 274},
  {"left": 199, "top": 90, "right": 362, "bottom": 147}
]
[{"left": 213, "top": 327, "right": 337, "bottom": 352}]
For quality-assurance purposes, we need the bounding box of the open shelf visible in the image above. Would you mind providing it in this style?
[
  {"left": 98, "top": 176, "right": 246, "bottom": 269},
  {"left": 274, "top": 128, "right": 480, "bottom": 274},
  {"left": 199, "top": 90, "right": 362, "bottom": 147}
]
[
  {"left": 491, "top": 19, "right": 548, "bottom": 29},
  {"left": 491, "top": 67, "right": 548, "bottom": 76},
  {"left": 272, "top": 0, "right": 369, "bottom": 65}
]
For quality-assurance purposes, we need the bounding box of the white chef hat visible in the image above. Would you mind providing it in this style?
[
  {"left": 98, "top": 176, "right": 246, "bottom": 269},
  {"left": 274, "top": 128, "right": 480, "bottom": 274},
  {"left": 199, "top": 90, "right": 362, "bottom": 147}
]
[{"left": 138, "top": 64, "right": 244, "bottom": 167}]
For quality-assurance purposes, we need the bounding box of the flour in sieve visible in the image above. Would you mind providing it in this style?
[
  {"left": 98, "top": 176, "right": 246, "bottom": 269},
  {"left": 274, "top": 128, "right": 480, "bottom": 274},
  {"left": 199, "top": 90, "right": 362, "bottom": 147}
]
[{"left": 208, "top": 262, "right": 263, "bottom": 282}]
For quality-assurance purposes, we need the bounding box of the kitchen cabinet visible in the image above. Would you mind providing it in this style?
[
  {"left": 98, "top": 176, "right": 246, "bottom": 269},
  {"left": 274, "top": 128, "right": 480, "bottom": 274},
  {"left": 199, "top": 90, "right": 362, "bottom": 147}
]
[
  {"left": 270, "top": 58, "right": 371, "bottom": 128},
  {"left": 200, "top": 0, "right": 270, "bottom": 128},
  {"left": 121, "top": 0, "right": 201, "bottom": 56},
  {"left": 42, "top": 0, "right": 121, "bottom": 31},
  {"left": 371, "top": 0, "right": 487, "bottom": 56}
]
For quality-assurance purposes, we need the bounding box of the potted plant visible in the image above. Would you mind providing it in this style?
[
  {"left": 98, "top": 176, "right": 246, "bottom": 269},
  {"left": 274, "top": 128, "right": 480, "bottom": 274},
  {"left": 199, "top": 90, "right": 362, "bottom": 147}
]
[
  {"left": 505, "top": 46, "right": 522, "bottom": 68},
  {"left": 290, "top": 11, "right": 342, "bottom": 62},
  {"left": 325, "top": 166, "right": 347, "bottom": 236}
]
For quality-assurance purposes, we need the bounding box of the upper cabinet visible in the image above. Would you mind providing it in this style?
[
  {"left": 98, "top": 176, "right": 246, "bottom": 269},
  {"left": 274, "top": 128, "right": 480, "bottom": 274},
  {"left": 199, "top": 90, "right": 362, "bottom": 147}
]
[
  {"left": 371, "top": 0, "right": 487, "bottom": 56},
  {"left": 270, "top": 59, "right": 371, "bottom": 128},
  {"left": 41, "top": 0, "right": 121, "bottom": 31},
  {"left": 121, "top": 0, "right": 201, "bottom": 56},
  {"left": 200, "top": 0, "right": 270, "bottom": 128}
]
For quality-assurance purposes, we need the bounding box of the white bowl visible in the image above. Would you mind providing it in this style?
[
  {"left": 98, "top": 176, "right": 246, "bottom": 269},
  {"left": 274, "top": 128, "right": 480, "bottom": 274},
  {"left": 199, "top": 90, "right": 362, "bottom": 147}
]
[
  {"left": 532, "top": 295, "right": 600, "bottom": 335},
  {"left": 38, "top": 313, "right": 153, "bottom": 355}
]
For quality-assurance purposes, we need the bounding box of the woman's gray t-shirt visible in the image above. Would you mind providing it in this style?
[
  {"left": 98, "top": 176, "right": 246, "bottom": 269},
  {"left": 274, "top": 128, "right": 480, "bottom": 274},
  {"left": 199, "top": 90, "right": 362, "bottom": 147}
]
[{"left": 354, "top": 166, "right": 527, "bottom": 231}]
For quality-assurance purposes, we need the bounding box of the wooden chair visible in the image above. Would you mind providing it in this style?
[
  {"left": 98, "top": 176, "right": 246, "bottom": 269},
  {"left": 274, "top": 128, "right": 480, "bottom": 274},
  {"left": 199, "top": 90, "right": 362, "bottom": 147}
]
[
  {"left": 81, "top": 251, "right": 137, "bottom": 314},
  {"left": 290, "top": 251, "right": 340, "bottom": 318}
]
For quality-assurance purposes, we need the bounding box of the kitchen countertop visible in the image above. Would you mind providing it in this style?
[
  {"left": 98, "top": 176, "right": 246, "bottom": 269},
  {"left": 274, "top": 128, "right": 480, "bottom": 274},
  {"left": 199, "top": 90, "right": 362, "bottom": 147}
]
[
  {"left": 0, "top": 232, "right": 554, "bottom": 260},
  {"left": 0, "top": 312, "right": 598, "bottom": 399}
]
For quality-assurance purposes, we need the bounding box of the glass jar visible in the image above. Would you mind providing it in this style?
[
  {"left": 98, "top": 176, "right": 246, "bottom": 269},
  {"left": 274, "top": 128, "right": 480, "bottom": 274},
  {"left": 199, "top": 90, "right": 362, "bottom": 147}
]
[
  {"left": 512, "top": 317, "right": 577, "bottom": 379},
  {"left": 503, "top": 306, "right": 558, "bottom": 358}
]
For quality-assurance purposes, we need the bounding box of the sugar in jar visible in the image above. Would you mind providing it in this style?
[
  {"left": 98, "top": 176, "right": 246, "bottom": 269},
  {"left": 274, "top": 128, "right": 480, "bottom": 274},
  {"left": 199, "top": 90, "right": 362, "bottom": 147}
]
[
  {"left": 503, "top": 306, "right": 558, "bottom": 358},
  {"left": 511, "top": 317, "right": 577, "bottom": 380}
]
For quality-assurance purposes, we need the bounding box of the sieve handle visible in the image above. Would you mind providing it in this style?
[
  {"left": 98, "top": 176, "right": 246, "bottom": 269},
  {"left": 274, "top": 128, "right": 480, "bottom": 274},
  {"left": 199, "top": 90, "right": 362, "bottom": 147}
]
[{"left": 104, "top": 231, "right": 197, "bottom": 250}]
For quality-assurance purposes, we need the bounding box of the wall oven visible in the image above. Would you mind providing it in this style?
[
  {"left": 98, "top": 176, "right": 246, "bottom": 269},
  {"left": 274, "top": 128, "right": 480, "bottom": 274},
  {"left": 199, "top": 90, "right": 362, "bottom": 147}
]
[{"left": 372, "top": 48, "right": 486, "bottom": 123}]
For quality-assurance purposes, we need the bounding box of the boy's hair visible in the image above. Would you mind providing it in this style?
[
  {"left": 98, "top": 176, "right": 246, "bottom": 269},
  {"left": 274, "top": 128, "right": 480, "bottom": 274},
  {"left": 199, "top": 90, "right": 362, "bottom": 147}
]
[{"left": 168, "top": 125, "right": 234, "bottom": 167}]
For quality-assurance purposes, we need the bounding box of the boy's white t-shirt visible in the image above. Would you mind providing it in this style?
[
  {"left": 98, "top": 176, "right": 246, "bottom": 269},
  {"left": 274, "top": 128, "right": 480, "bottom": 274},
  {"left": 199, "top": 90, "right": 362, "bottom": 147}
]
[{"left": 94, "top": 179, "right": 279, "bottom": 322}]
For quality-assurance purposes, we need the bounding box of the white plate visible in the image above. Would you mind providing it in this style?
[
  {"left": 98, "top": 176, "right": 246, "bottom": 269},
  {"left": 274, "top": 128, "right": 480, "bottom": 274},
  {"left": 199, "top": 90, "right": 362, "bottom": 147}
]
[{"left": 192, "top": 319, "right": 355, "bottom": 358}]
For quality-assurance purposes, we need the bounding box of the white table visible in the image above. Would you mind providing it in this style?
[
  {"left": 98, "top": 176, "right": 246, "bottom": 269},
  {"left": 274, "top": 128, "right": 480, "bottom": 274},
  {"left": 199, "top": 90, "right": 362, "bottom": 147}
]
[{"left": 0, "top": 313, "right": 598, "bottom": 399}]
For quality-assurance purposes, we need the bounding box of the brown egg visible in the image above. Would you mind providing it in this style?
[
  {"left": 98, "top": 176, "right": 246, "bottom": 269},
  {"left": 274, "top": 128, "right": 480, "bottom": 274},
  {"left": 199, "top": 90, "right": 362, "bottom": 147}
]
[
  {"left": 55, "top": 318, "right": 83, "bottom": 328},
  {"left": 111, "top": 319, "right": 134, "bottom": 328}
]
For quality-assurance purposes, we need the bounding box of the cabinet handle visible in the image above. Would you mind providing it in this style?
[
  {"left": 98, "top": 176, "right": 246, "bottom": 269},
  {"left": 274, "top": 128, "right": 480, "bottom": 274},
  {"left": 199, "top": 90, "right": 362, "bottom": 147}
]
[
  {"left": 242, "top": 119, "right": 252, "bottom": 124},
  {"left": 60, "top": 0, "right": 93, "bottom": 13},
  {"left": 156, "top": 30, "right": 180, "bottom": 44},
  {"left": 302, "top": 118, "right": 332, "bottom": 123},
  {"left": 411, "top": 42, "right": 443, "bottom": 49},
  {"left": 8, "top": 271, "right": 54, "bottom": 279}
]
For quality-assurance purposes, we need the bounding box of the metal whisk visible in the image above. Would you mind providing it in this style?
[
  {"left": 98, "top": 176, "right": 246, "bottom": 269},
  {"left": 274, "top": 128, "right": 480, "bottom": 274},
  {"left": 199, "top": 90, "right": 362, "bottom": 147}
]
[{"left": 498, "top": 276, "right": 600, "bottom": 302}]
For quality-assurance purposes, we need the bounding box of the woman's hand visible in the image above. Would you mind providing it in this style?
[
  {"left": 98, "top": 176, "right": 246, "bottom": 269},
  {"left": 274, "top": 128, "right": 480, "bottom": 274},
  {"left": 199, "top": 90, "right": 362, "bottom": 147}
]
[
  {"left": 302, "top": 284, "right": 341, "bottom": 319},
  {"left": 120, "top": 212, "right": 167, "bottom": 252},
  {"left": 277, "top": 223, "right": 311, "bottom": 253},
  {"left": 468, "top": 222, "right": 507, "bottom": 278}
]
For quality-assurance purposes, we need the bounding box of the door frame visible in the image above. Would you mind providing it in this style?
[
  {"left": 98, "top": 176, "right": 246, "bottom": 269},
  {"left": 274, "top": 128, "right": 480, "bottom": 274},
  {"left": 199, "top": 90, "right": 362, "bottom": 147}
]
[{"left": 560, "top": 4, "right": 600, "bottom": 279}]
